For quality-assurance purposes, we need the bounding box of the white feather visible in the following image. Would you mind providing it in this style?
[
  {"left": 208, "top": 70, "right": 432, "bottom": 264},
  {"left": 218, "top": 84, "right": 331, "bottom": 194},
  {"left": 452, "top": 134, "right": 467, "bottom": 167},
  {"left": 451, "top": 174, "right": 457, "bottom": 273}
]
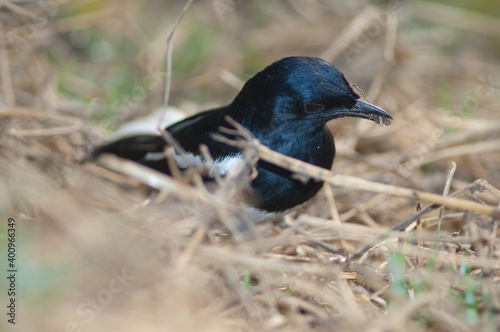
[
  {"left": 149, "top": 147, "right": 243, "bottom": 178},
  {"left": 110, "top": 107, "right": 186, "bottom": 140},
  {"left": 210, "top": 155, "right": 243, "bottom": 177},
  {"left": 243, "top": 205, "right": 281, "bottom": 223},
  {"left": 144, "top": 152, "right": 168, "bottom": 161},
  {"left": 171, "top": 148, "right": 204, "bottom": 169}
]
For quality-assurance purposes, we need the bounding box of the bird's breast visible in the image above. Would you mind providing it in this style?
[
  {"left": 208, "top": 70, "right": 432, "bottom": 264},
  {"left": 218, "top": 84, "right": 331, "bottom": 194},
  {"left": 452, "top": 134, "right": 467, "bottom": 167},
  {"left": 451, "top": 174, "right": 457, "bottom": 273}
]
[{"left": 259, "top": 126, "right": 335, "bottom": 169}]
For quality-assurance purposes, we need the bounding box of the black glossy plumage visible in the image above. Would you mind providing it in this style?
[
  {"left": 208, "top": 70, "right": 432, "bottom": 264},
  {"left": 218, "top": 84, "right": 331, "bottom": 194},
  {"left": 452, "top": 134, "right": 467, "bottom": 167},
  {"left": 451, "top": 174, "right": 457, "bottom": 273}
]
[{"left": 92, "top": 56, "right": 392, "bottom": 215}]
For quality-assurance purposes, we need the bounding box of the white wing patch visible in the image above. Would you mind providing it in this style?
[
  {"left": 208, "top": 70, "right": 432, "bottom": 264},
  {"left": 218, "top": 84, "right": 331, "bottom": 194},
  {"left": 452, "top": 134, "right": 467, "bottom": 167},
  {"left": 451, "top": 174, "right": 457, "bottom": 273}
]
[
  {"left": 210, "top": 155, "right": 244, "bottom": 177},
  {"left": 243, "top": 205, "right": 280, "bottom": 223},
  {"left": 107, "top": 107, "right": 244, "bottom": 178},
  {"left": 150, "top": 147, "right": 242, "bottom": 178},
  {"left": 110, "top": 107, "right": 186, "bottom": 140},
  {"left": 171, "top": 148, "right": 204, "bottom": 169},
  {"left": 144, "top": 152, "right": 168, "bottom": 161}
]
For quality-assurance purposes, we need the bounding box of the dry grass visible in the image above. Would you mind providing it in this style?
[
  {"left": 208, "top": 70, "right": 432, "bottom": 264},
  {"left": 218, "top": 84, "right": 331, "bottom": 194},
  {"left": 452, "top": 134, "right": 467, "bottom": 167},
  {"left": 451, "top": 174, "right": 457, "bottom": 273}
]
[{"left": 1, "top": 1, "right": 500, "bottom": 331}]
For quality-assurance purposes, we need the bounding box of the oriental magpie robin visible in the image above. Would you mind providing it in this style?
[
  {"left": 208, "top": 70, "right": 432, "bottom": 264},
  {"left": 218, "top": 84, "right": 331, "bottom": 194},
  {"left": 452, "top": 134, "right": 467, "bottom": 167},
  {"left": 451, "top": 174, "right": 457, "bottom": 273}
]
[{"left": 91, "top": 56, "right": 392, "bottom": 221}]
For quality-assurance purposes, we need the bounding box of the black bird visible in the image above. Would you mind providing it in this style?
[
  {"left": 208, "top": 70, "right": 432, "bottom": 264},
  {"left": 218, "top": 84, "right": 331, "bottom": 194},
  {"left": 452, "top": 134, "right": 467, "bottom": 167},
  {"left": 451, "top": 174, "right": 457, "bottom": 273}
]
[{"left": 92, "top": 56, "right": 392, "bottom": 221}]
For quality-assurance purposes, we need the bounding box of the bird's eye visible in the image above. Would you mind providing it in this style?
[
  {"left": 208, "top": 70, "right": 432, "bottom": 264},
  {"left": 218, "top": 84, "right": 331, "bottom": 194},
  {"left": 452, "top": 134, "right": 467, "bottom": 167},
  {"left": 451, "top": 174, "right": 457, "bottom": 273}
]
[{"left": 304, "top": 103, "right": 324, "bottom": 114}]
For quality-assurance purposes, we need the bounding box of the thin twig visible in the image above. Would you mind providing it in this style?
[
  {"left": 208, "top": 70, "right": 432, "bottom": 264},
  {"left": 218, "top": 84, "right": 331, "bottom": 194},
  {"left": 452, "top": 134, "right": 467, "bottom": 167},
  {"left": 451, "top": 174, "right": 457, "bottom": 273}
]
[
  {"left": 350, "top": 179, "right": 496, "bottom": 261},
  {"left": 96, "top": 154, "right": 200, "bottom": 201},
  {"left": 421, "top": 139, "right": 500, "bottom": 166},
  {"left": 320, "top": 6, "right": 379, "bottom": 62},
  {"left": 219, "top": 129, "right": 498, "bottom": 216},
  {"left": 157, "top": 0, "right": 193, "bottom": 156},
  {"left": 366, "top": 13, "right": 397, "bottom": 101},
  {"left": 0, "top": 107, "right": 82, "bottom": 124},
  {"left": 9, "top": 125, "right": 83, "bottom": 137},
  {"left": 412, "top": 1, "right": 500, "bottom": 38},
  {"left": 438, "top": 162, "right": 457, "bottom": 239},
  {"left": 161, "top": 0, "right": 193, "bottom": 113},
  {"left": 324, "top": 184, "right": 351, "bottom": 252},
  {"left": 199, "top": 144, "right": 223, "bottom": 185},
  {"left": 416, "top": 204, "right": 423, "bottom": 266}
]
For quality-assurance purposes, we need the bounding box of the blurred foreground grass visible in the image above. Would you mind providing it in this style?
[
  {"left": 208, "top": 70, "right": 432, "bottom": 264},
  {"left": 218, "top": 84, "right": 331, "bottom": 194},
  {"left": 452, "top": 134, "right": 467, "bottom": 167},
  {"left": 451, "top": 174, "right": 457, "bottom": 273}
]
[{"left": 1, "top": 1, "right": 500, "bottom": 331}]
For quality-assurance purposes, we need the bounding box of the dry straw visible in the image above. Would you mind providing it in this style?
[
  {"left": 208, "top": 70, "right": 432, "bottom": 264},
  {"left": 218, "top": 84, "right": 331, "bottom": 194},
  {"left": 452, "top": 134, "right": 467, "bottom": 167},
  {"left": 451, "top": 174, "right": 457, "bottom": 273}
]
[{"left": 1, "top": 1, "right": 499, "bottom": 331}]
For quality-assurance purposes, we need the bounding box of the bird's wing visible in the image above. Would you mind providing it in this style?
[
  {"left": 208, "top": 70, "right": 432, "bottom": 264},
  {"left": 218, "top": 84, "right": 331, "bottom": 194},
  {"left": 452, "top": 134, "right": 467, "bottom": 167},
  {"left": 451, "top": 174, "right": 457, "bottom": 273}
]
[
  {"left": 90, "top": 134, "right": 171, "bottom": 173},
  {"left": 90, "top": 106, "right": 236, "bottom": 175}
]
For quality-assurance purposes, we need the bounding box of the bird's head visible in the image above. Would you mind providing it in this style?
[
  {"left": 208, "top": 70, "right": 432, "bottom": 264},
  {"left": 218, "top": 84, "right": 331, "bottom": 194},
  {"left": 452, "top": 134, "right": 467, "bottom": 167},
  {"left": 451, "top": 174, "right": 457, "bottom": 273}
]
[{"left": 230, "top": 56, "right": 392, "bottom": 133}]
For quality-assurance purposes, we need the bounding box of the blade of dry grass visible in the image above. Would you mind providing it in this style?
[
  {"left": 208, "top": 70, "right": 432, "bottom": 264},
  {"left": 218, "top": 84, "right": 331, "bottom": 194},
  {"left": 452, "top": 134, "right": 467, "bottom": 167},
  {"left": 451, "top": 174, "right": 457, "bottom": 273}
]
[
  {"left": 158, "top": 0, "right": 194, "bottom": 156},
  {"left": 421, "top": 139, "right": 500, "bottom": 166},
  {"left": 215, "top": 120, "right": 498, "bottom": 216},
  {"left": 412, "top": 1, "right": 500, "bottom": 38},
  {"left": 438, "top": 162, "right": 457, "bottom": 238},
  {"left": 96, "top": 154, "right": 200, "bottom": 200},
  {"left": 321, "top": 5, "right": 379, "bottom": 62}
]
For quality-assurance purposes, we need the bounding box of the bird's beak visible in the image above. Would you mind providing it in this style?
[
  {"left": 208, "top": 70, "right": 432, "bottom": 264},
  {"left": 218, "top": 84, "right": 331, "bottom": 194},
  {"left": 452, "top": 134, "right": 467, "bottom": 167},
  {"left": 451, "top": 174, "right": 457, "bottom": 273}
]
[{"left": 336, "top": 100, "right": 393, "bottom": 126}]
